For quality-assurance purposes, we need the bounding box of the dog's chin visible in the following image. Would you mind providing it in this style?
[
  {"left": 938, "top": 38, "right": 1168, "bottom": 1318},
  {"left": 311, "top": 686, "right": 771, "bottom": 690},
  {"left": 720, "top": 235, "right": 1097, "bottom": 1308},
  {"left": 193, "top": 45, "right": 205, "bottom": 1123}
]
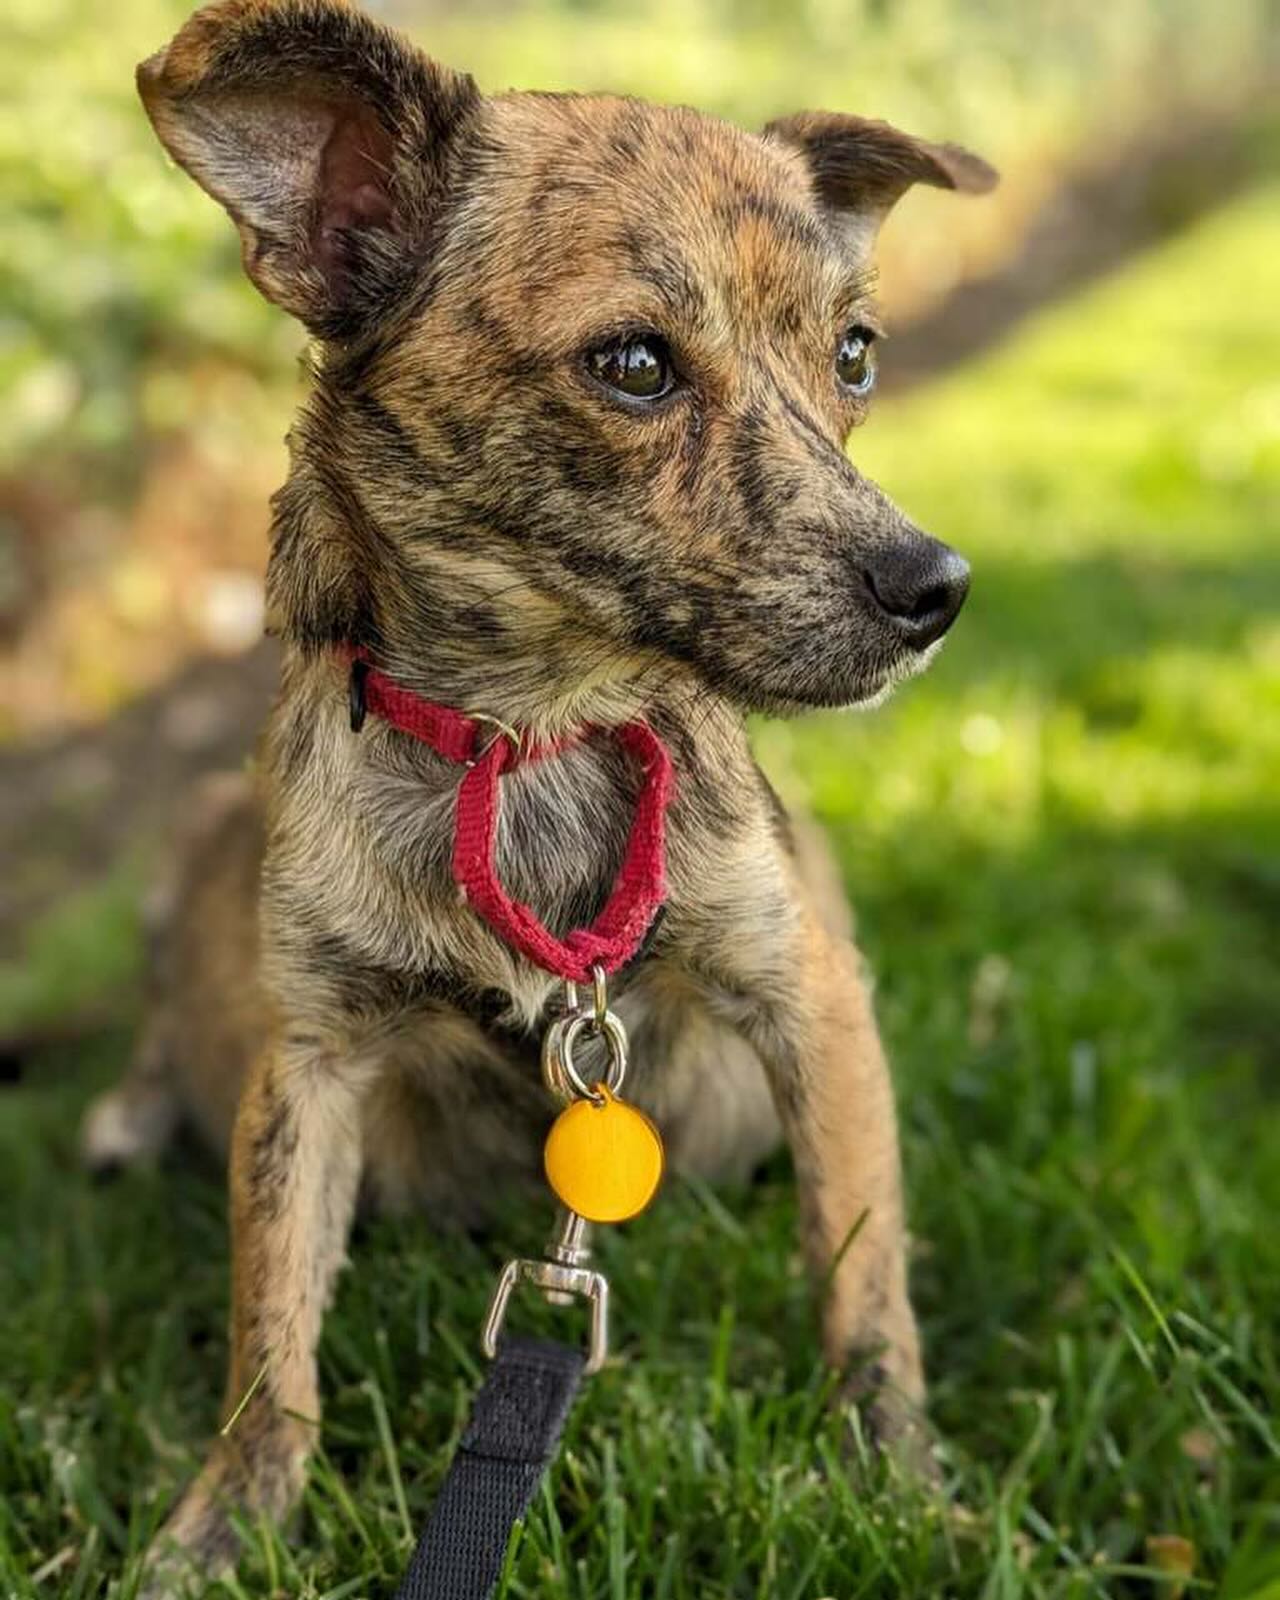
[
  {"left": 840, "top": 636, "right": 944, "bottom": 709},
  {"left": 725, "top": 638, "right": 944, "bottom": 719}
]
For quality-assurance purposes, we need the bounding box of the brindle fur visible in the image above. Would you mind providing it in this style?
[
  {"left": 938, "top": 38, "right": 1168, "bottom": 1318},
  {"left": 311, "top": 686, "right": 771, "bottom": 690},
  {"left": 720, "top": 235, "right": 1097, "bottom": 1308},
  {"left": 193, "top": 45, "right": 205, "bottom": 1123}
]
[{"left": 82, "top": 0, "right": 995, "bottom": 1583}]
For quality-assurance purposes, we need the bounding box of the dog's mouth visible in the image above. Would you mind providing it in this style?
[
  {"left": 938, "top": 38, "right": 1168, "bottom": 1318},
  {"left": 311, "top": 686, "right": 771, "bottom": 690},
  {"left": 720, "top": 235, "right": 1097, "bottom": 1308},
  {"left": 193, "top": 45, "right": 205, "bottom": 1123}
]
[
  {"left": 842, "top": 640, "right": 941, "bottom": 710},
  {"left": 736, "top": 634, "right": 945, "bottom": 718}
]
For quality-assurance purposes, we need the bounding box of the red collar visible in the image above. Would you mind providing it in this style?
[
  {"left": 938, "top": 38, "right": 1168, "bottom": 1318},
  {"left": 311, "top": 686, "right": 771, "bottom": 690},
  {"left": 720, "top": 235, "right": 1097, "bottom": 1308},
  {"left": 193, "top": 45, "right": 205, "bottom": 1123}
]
[{"left": 345, "top": 653, "right": 673, "bottom": 983}]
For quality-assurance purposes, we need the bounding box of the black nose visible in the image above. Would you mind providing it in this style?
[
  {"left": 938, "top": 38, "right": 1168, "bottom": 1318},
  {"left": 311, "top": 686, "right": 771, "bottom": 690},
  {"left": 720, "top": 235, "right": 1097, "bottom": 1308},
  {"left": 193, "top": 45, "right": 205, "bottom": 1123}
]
[{"left": 864, "top": 536, "right": 970, "bottom": 648}]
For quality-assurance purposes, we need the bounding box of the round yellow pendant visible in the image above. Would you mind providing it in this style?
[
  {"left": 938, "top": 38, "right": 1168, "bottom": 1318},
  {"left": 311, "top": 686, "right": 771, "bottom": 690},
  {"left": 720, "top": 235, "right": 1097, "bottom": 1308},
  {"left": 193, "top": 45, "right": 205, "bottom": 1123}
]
[{"left": 543, "top": 1086, "right": 665, "bottom": 1223}]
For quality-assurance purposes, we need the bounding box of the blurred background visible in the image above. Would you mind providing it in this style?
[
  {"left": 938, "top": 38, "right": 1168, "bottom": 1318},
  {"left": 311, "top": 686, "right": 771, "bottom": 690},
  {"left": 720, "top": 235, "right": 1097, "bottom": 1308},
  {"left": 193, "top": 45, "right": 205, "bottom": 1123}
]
[
  {"left": 2, "top": 2, "right": 1278, "bottom": 1595},
  {"left": 2, "top": 0, "right": 1276, "bottom": 995}
]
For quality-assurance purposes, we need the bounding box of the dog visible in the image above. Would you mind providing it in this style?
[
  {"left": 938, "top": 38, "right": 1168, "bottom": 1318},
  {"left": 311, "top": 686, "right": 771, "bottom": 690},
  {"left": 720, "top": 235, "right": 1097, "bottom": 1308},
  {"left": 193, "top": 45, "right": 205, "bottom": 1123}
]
[{"left": 82, "top": 0, "right": 995, "bottom": 1581}]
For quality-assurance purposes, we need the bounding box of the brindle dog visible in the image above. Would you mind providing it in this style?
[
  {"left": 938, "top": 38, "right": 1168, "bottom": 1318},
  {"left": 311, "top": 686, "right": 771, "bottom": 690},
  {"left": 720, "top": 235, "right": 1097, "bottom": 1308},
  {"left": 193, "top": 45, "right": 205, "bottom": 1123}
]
[{"left": 83, "top": 0, "right": 996, "bottom": 1581}]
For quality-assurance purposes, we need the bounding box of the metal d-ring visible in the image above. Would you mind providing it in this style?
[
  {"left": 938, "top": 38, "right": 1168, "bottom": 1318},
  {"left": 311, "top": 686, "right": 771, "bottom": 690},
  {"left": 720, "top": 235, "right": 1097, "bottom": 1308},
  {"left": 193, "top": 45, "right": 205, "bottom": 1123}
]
[
  {"left": 590, "top": 963, "right": 609, "bottom": 1027},
  {"left": 466, "top": 709, "right": 523, "bottom": 764},
  {"left": 559, "top": 965, "right": 609, "bottom": 1033}
]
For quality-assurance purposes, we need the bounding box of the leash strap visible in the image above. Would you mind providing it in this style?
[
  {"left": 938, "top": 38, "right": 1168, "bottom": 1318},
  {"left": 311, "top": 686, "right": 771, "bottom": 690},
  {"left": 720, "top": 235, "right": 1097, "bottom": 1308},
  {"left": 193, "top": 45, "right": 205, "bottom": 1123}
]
[{"left": 394, "top": 1335, "right": 586, "bottom": 1600}]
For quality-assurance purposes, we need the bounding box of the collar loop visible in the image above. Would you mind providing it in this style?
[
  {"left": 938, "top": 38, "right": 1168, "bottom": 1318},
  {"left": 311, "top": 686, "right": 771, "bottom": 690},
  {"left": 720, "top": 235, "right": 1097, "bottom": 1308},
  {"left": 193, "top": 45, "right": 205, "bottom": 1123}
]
[{"left": 344, "top": 654, "right": 673, "bottom": 982}]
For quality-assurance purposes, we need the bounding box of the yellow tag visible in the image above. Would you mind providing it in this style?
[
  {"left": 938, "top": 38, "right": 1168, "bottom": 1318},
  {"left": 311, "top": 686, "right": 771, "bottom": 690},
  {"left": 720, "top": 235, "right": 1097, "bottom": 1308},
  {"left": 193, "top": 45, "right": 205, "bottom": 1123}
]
[{"left": 543, "top": 1085, "right": 664, "bottom": 1224}]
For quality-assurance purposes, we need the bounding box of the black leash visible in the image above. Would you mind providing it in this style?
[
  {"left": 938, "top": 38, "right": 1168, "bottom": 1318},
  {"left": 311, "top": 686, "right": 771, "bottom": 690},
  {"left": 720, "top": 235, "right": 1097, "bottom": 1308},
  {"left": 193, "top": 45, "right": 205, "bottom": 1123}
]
[
  {"left": 391, "top": 965, "right": 654, "bottom": 1598},
  {"left": 394, "top": 1334, "right": 586, "bottom": 1600}
]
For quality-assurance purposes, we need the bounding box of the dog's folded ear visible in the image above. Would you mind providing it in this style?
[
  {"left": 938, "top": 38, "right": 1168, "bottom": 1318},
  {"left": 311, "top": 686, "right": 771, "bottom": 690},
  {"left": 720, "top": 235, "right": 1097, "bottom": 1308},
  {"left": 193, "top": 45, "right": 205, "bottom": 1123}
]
[
  {"left": 765, "top": 112, "right": 997, "bottom": 252},
  {"left": 138, "top": 0, "right": 479, "bottom": 337}
]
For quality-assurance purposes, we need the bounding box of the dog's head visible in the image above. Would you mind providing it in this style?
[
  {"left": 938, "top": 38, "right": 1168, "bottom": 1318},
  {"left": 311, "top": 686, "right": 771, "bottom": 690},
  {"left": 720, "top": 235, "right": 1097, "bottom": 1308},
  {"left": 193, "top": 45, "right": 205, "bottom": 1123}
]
[{"left": 140, "top": 0, "right": 995, "bottom": 718}]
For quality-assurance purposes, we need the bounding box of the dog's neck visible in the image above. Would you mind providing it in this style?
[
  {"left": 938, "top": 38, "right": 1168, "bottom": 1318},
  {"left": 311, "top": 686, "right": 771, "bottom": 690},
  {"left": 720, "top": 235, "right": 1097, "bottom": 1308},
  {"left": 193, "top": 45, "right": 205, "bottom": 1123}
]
[
  {"left": 268, "top": 456, "right": 709, "bottom": 742},
  {"left": 350, "top": 636, "right": 667, "bottom": 744}
]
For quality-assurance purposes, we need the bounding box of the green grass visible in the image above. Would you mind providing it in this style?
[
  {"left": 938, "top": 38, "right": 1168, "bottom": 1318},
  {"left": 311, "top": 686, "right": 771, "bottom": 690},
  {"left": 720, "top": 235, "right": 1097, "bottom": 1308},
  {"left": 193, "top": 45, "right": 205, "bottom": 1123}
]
[{"left": 4, "top": 186, "right": 1280, "bottom": 1597}]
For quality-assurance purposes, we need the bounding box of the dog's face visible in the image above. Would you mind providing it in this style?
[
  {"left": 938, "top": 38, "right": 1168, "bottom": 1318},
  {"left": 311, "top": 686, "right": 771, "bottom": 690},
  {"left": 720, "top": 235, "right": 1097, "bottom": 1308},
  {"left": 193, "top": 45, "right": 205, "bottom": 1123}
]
[{"left": 141, "top": 1, "right": 995, "bottom": 715}]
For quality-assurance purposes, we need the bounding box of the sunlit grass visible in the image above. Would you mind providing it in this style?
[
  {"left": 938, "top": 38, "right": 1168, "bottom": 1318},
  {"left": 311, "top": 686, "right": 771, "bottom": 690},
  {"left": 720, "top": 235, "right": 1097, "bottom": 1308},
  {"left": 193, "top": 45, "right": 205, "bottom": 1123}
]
[{"left": 3, "top": 188, "right": 1278, "bottom": 1597}]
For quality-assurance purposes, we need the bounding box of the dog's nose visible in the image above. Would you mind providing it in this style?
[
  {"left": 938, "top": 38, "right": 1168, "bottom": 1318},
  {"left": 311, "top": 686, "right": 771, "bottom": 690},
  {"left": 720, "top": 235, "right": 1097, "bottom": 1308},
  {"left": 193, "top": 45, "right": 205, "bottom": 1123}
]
[{"left": 863, "top": 535, "right": 970, "bottom": 648}]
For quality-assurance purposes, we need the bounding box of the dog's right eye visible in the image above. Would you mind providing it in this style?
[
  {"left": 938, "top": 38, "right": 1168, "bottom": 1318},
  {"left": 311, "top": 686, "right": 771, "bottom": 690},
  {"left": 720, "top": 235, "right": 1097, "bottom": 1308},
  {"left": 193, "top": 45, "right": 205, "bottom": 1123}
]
[{"left": 587, "top": 335, "right": 675, "bottom": 402}]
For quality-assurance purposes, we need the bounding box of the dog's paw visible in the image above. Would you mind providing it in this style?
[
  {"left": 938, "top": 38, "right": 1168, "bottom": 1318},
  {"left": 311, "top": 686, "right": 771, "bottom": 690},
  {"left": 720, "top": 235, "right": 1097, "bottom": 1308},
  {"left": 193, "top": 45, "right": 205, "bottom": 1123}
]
[
  {"left": 838, "top": 1358, "right": 942, "bottom": 1488},
  {"left": 80, "top": 1085, "right": 177, "bottom": 1176},
  {"left": 136, "top": 1498, "right": 243, "bottom": 1599},
  {"left": 137, "top": 1424, "right": 310, "bottom": 1596}
]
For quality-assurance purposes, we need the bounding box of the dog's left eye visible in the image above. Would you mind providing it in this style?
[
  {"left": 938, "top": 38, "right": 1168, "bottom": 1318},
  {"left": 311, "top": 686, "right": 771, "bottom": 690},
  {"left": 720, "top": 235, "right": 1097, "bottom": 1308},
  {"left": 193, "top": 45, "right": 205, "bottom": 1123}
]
[
  {"left": 835, "top": 327, "right": 877, "bottom": 396},
  {"left": 587, "top": 335, "right": 675, "bottom": 401}
]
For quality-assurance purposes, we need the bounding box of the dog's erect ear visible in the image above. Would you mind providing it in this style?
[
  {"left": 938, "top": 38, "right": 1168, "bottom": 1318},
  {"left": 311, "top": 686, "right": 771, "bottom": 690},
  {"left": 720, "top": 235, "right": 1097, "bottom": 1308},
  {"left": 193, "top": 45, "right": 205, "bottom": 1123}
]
[
  {"left": 765, "top": 112, "right": 997, "bottom": 253},
  {"left": 138, "top": 0, "right": 479, "bottom": 336}
]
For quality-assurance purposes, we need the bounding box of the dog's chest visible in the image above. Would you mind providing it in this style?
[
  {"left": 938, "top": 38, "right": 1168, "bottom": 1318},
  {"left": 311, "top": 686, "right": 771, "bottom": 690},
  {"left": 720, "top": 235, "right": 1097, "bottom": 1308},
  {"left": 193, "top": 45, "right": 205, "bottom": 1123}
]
[
  {"left": 292, "top": 728, "right": 643, "bottom": 1014},
  {"left": 495, "top": 750, "right": 636, "bottom": 919}
]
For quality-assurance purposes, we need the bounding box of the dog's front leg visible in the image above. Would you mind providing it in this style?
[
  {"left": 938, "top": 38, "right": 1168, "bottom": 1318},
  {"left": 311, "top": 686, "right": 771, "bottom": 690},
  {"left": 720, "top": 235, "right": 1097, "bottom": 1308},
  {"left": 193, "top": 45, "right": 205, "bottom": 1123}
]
[
  {"left": 700, "top": 872, "right": 929, "bottom": 1465},
  {"left": 144, "top": 1029, "right": 365, "bottom": 1588}
]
